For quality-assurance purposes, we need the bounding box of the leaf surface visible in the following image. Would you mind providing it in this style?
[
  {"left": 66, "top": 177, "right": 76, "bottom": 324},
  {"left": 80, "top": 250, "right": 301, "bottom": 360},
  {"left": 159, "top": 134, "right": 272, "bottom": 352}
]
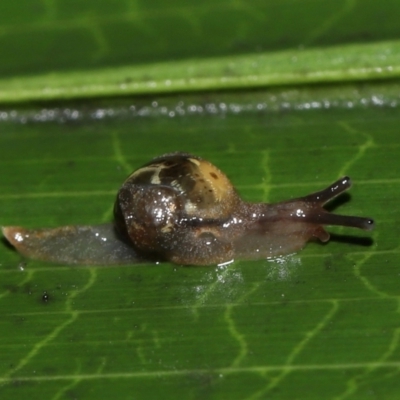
[{"left": 0, "top": 1, "right": 399, "bottom": 399}]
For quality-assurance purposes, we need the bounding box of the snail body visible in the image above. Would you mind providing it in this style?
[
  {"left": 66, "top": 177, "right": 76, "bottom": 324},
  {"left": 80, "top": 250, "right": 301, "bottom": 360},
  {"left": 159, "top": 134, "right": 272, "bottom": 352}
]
[{"left": 2, "top": 152, "right": 374, "bottom": 266}]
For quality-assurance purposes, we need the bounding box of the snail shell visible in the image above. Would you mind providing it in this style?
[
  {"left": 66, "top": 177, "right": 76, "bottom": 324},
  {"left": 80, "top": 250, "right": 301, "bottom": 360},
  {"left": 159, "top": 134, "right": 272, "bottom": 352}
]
[
  {"left": 2, "top": 152, "right": 374, "bottom": 266},
  {"left": 114, "top": 153, "right": 240, "bottom": 264}
]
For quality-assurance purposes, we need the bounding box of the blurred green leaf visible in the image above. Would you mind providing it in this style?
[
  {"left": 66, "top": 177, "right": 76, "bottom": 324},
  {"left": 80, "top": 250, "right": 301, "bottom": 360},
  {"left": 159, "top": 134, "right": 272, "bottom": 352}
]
[
  {"left": 0, "top": 1, "right": 399, "bottom": 399},
  {"left": 2, "top": 40, "right": 400, "bottom": 102},
  {"left": 1, "top": 0, "right": 400, "bottom": 78}
]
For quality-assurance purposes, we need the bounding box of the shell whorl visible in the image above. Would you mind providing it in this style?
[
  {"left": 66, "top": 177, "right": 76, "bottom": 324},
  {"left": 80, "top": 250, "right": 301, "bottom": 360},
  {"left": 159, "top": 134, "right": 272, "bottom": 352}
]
[{"left": 123, "top": 153, "right": 238, "bottom": 220}]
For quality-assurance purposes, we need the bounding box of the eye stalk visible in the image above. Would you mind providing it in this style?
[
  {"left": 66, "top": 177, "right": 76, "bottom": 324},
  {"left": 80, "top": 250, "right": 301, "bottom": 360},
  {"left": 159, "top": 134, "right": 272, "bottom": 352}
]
[
  {"left": 290, "top": 177, "right": 374, "bottom": 231},
  {"left": 2, "top": 154, "right": 374, "bottom": 266}
]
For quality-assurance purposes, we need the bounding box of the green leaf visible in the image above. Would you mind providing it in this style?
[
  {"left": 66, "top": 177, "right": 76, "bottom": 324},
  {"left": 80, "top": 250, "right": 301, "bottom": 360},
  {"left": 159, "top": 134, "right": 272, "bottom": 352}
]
[
  {"left": 0, "top": 1, "right": 399, "bottom": 399},
  {"left": 2, "top": 40, "right": 400, "bottom": 102},
  {"left": 2, "top": 0, "right": 400, "bottom": 78},
  {"left": 0, "top": 99, "right": 397, "bottom": 399}
]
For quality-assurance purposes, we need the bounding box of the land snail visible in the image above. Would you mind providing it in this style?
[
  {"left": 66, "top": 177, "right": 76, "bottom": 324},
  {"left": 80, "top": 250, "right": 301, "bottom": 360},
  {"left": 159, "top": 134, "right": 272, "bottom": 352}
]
[{"left": 2, "top": 152, "right": 374, "bottom": 266}]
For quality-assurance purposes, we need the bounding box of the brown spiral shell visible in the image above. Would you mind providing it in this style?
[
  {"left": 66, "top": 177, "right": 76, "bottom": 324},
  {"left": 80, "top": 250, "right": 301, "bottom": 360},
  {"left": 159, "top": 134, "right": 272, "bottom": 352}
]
[{"left": 113, "top": 153, "right": 240, "bottom": 261}]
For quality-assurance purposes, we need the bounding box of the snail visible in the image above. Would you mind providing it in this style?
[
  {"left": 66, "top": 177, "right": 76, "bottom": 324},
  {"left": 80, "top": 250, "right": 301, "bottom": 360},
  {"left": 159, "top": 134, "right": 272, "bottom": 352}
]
[{"left": 2, "top": 152, "right": 374, "bottom": 266}]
